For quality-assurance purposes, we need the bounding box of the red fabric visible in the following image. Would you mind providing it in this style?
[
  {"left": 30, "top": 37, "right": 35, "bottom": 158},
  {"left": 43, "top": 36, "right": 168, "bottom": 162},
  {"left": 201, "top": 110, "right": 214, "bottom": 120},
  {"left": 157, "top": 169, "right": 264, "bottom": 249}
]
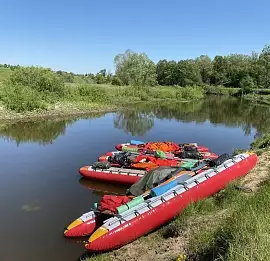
[
  {"left": 98, "top": 195, "right": 131, "bottom": 214},
  {"left": 154, "top": 158, "right": 179, "bottom": 167},
  {"left": 134, "top": 155, "right": 178, "bottom": 166}
]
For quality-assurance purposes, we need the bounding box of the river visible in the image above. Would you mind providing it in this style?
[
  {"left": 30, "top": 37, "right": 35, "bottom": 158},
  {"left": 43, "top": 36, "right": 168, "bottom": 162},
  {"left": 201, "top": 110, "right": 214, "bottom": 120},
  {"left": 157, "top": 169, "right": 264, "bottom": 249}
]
[{"left": 0, "top": 96, "right": 269, "bottom": 261}]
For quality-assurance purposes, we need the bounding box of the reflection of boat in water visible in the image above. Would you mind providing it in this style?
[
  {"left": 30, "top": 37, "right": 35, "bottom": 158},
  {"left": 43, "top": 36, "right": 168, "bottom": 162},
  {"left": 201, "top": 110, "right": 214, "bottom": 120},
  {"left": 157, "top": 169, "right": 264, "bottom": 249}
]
[{"left": 79, "top": 178, "right": 129, "bottom": 195}]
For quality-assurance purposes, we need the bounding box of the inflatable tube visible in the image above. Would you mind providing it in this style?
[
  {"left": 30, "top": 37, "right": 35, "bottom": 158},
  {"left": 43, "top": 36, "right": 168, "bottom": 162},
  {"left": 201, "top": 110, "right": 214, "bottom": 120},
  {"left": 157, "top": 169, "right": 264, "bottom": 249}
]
[
  {"left": 117, "top": 196, "right": 144, "bottom": 214},
  {"left": 150, "top": 174, "right": 191, "bottom": 197},
  {"left": 85, "top": 153, "right": 257, "bottom": 252},
  {"left": 79, "top": 166, "right": 145, "bottom": 185},
  {"left": 64, "top": 211, "right": 98, "bottom": 237}
]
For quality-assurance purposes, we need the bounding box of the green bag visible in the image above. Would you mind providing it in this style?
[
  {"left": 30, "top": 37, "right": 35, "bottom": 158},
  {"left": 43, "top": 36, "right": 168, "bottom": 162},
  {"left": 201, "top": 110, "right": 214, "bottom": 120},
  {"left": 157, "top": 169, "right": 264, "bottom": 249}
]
[{"left": 155, "top": 150, "right": 166, "bottom": 159}]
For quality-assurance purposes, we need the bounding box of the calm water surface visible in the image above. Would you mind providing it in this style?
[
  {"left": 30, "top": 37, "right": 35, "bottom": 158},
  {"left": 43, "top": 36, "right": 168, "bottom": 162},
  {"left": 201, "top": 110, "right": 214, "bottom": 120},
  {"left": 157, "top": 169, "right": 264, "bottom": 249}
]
[{"left": 0, "top": 97, "right": 269, "bottom": 261}]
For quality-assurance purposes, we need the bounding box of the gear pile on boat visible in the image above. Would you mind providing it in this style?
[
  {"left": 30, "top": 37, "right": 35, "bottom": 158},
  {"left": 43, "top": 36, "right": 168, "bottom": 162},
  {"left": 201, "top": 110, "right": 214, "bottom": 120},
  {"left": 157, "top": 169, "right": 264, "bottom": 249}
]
[{"left": 64, "top": 140, "right": 258, "bottom": 252}]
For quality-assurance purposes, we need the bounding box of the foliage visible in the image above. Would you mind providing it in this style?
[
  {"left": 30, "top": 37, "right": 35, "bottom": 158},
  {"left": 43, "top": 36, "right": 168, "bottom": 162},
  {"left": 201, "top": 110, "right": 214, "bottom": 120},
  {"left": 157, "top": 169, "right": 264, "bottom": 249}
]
[
  {"left": 240, "top": 75, "right": 256, "bottom": 94},
  {"left": 0, "top": 67, "right": 11, "bottom": 83},
  {"left": 178, "top": 86, "right": 205, "bottom": 100},
  {"left": 156, "top": 44, "right": 270, "bottom": 90},
  {"left": 203, "top": 85, "right": 240, "bottom": 95},
  {"left": 56, "top": 70, "right": 74, "bottom": 83},
  {"left": 195, "top": 55, "right": 213, "bottom": 84},
  {"left": 0, "top": 84, "right": 46, "bottom": 112},
  {"left": 250, "top": 134, "right": 270, "bottom": 149},
  {"left": 9, "top": 66, "right": 65, "bottom": 95},
  {"left": 111, "top": 75, "right": 122, "bottom": 86},
  {"left": 76, "top": 84, "right": 110, "bottom": 102},
  {"left": 156, "top": 59, "right": 202, "bottom": 86},
  {"left": 114, "top": 50, "right": 157, "bottom": 86}
]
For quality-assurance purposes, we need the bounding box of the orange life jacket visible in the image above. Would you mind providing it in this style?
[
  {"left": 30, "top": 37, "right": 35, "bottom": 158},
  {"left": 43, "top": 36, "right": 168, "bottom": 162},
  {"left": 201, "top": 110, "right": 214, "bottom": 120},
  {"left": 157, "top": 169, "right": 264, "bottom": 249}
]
[{"left": 143, "top": 142, "right": 180, "bottom": 152}]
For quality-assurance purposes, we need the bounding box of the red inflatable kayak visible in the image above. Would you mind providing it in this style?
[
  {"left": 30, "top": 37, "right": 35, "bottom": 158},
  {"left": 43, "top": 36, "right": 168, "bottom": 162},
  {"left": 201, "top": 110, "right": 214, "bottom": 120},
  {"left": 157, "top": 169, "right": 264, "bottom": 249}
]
[
  {"left": 79, "top": 158, "right": 202, "bottom": 184},
  {"left": 79, "top": 166, "right": 146, "bottom": 184}
]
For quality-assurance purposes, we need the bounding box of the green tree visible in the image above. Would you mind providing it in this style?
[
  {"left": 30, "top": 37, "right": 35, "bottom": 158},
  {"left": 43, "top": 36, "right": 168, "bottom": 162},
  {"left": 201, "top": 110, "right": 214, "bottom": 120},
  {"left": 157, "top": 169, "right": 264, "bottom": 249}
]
[
  {"left": 195, "top": 55, "right": 213, "bottom": 84},
  {"left": 225, "top": 54, "right": 252, "bottom": 88},
  {"left": 95, "top": 69, "right": 107, "bottom": 84},
  {"left": 240, "top": 75, "right": 255, "bottom": 94},
  {"left": 258, "top": 45, "right": 270, "bottom": 88},
  {"left": 156, "top": 60, "right": 179, "bottom": 86},
  {"left": 114, "top": 50, "right": 157, "bottom": 86},
  {"left": 176, "top": 60, "right": 202, "bottom": 86},
  {"left": 211, "top": 56, "right": 229, "bottom": 85}
]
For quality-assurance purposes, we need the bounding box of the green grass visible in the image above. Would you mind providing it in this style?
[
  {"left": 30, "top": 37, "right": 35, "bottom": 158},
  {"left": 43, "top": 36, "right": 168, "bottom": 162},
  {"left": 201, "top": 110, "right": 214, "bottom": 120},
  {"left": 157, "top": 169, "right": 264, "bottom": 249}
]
[
  {"left": 185, "top": 174, "right": 270, "bottom": 261},
  {"left": 0, "top": 67, "right": 11, "bottom": 83}
]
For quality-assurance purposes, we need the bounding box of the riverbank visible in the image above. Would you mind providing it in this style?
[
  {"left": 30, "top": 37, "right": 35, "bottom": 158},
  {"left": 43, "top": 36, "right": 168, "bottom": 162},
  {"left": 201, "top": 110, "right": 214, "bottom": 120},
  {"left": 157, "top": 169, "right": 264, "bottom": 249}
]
[
  {"left": 86, "top": 136, "right": 270, "bottom": 261},
  {"left": 0, "top": 84, "right": 205, "bottom": 120},
  {"left": 1, "top": 66, "right": 269, "bottom": 120},
  {"left": 0, "top": 101, "right": 118, "bottom": 121},
  {"left": 203, "top": 85, "right": 270, "bottom": 106}
]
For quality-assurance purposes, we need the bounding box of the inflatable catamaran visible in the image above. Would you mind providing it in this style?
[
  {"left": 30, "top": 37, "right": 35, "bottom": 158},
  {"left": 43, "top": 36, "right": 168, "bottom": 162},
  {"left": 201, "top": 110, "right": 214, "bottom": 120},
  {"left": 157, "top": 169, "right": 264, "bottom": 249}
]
[
  {"left": 79, "top": 142, "right": 218, "bottom": 184},
  {"left": 66, "top": 152, "right": 257, "bottom": 252}
]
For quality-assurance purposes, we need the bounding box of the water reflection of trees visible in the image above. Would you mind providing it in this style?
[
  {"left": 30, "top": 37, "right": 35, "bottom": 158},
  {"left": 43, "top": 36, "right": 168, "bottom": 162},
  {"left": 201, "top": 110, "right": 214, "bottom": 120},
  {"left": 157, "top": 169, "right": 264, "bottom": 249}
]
[
  {"left": 0, "top": 113, "right": 105, "bottom": 145},
  {"left": 114, "top": 111, "right": 154, "bottom": 136},
  {"left": 0, "top": 120, "right": 73, "bottom": 145},
  {"left": 114, "top": 97, "right": 270, "bottom": 136}
]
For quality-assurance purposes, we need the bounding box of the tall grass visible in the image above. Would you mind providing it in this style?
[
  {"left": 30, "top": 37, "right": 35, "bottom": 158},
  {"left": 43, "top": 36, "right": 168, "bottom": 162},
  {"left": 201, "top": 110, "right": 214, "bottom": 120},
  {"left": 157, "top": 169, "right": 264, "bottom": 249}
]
[
  {"left": 186, "top": 178, "right": 270, "bottom": 261},
  {"left": 0, "top": 66, "right": 206, "bottom": 113}
]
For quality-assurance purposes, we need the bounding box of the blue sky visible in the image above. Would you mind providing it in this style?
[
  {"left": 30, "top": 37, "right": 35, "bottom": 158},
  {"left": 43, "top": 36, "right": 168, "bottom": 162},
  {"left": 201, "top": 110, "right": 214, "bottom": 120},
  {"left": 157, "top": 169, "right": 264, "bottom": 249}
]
[{"left": 0, "top": 0, "right": 269, "bottom": 74}]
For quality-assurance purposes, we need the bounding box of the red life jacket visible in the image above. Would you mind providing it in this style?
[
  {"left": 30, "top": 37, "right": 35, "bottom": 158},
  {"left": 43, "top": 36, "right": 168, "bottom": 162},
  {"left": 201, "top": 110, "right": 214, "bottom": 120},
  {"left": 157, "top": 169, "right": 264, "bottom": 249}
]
[{"left": 132, "top": 155, "right": 179, "bottom": 170}]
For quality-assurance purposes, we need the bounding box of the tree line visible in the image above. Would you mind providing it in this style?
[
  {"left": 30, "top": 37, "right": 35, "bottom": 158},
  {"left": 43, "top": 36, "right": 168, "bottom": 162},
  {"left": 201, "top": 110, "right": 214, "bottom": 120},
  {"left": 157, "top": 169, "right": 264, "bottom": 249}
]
[
  {"left": 1, "top": 44, "right": 269, "bottom": 90},
  {"left": 114, "top": 45, "right": 270, "bottom": 91}
]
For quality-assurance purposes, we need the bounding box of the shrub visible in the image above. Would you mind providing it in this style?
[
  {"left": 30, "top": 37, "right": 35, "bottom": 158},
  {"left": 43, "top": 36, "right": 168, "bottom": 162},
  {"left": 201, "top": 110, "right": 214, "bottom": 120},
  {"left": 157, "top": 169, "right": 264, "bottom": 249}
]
[
  {"left": 251, "top": 134, "right": 270, "bottom": 149},
  {"left": 111, "top": 75, "right": 122, "bottom": 86},
  {"left": 8, "top": 66, "right": 65, "bottom": 95},
  {"left": 151, "top": 88, "right": 177, "bottom": 99},
  {"left": 0, "top": 85, "right": 46, "bottom": 112},
  {"left": 178, "top": 85, "right": 205, "bottom": 100},
  {"left": 77, "top": 84, "right": 110, "bottom": 102}
]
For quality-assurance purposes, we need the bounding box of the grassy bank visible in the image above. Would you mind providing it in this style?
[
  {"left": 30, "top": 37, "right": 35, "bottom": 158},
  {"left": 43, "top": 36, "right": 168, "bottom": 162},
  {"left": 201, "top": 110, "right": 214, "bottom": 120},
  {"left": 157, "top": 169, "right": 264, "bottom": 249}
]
[
  {"left": 84, "top": 135, "right": 270, "bottom": 261},
  {"left": 0, "top": 67, "right": 206, "bottom": 120},
  {"left": 203, "top": 84, "right": 270, "bottom": 105}
]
